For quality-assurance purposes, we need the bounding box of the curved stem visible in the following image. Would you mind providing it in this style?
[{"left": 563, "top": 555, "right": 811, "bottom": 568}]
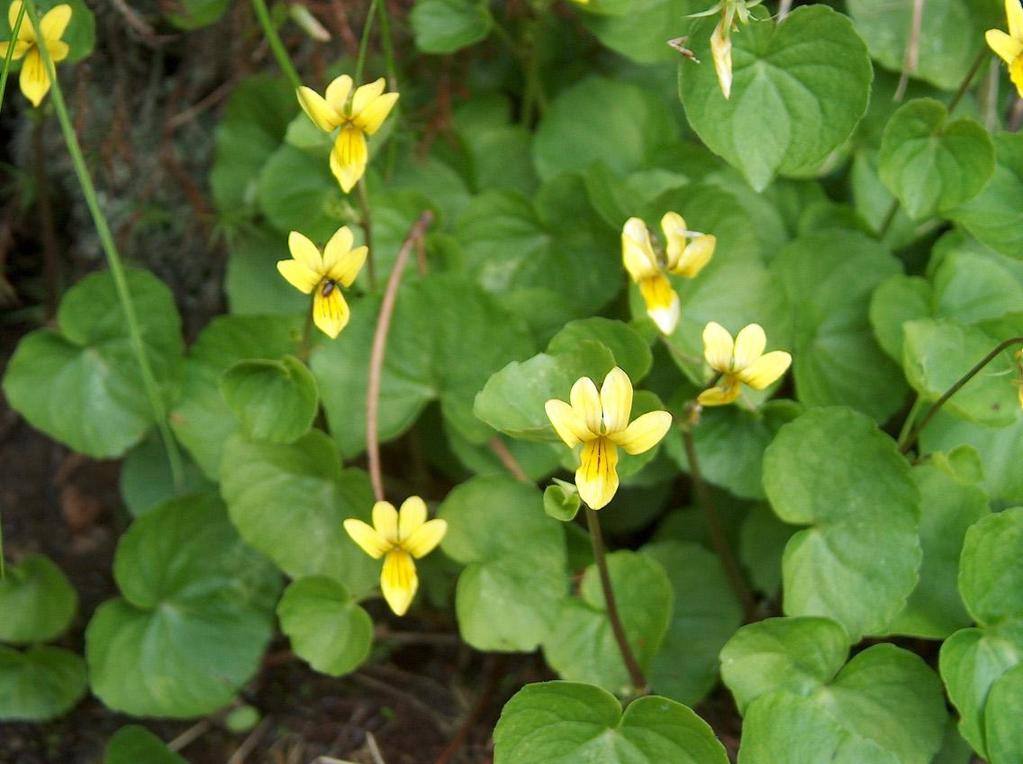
[
  {"left": 354, "top": 0, "right": 379, "bottom": 85},
  {"left": 250, "top": 0, "right": 301, "bottom": 90},
  {"left": 585, "top": 507, "right": 647, "bottom": 694},
  {"left": 366, "top": 211, "right": 433, "bottom": 501},
  {"left": 25, "top": 0, "right": 184, "bottom": 488},
  {"left": 0, "top": 1, "right": 25, "bottom": 112},
  {"left": 681, "top": 424, "right": 757, "bottom": 622},
  {"left": 898, "top": 336, "right": 1023, "bottom": 455}
]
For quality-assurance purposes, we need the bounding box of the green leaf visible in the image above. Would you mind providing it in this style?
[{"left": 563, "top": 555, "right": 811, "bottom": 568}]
[
  {"left": 533, "top": 77, "right": 678, "bottom": 182},
  {"left": 119, "top": 434, "right": 213, "bottom": 516},
  {"left": 493, "top": 681, "right": 728, "bottom": 764},
  {"left": 584, "top": 0, "right": 698, "bottom": 64},
  {"left": 678, "top": 6, "right": 872, "bottom": 191},
  {"left": 3, "top": 269, "right": 183, "bottom": 459},
  {"left": 773, "top": 231, "right": 906, "bottom": 421},
  {"left": 410, "top": 0, "right": 491, "bottom": 53},
  {"left": 220, "top": 431, "right": 378, "bottom": 596},
  {"left": 0, "top": 646, "right": 87, "bottom": 721},
  {"left": 548, "top": 318, "right": 652, "bottom": 382},
  {"left": 170, "top": 315, "right": 303, "bottom": 478},
  {"left": 878, "top": 99, "right": 995, "bottom": 220},
  {"left": 543, "top": 551, "right": 672, "bottom": 694},
  {"left": 86, "top": 494, "right": 280, "bottom": 718},
  {"left": 225, "top": 226, "right": 308, "bottom": 315},
  {"left": 986, "top": 663, "right": 1023, "bottom": 764},
  {"left": 762, "top": 408, "right": 922, "bottom": 640},
  {"left": 220, "top": 355, "right": 318, "bottom": 444},
  {"left": 952, "top": 133, "right": 1023, "bottom": 259},
  {"left": 902, "top": 319, "right": 1019, "bottom": 428},
  {"left": 0, "top": 0, "right": 96, "bottom": 62},
  {"left": 165, "top": 0, "right": 228, "bottom": 29},
  {"left": 104, "top": 726, "right": 186, "bottom": 764},
  {"left": 277, "top": 577, "right": 373, "bottom": 676},
  {"left": 959, "top": 508, "right": 1023, "bottom": 626},
  {"left": 886, "top": 463, "right": 989, "bottom": 639},
  {"left": 643, "top": 541, "right": 742, "bottom": 705},
  {"left": 439, "top": 477, "right": 567, "bottom": 651},
  {"left": 0, "top": 555, "right": 77, "bottom": 644},
  {"left": 739, "top": 505, "right": 795, "bottom": 597},
  {"left": 932, "top": 249, "right": 1023, "bottom": 326},
  {"left": 258, "top": 143, "right": 346, "bottom": 241},
  {"left": 869, "top": 275, "right": 933, "bottom": 362},
  {"left": 544, "top": 480, "right": 581, "bottom": 522}
]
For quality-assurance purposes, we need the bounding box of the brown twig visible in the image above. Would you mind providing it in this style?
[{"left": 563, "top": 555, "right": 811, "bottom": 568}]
[
  {"left": 366, "top": 210, "right": 434, "bottom": 501},
  {"left": 168, "top": 719, "right": 212, "bottom": 752},
  {"left": 894, "top": 0, "right": 924, "bottom": 101},
  {"left": 227, "top": 716, "right": 273, "bottom": 764},
  {"left": 488, "top": 437, "right": 529, "bottom": 482}
]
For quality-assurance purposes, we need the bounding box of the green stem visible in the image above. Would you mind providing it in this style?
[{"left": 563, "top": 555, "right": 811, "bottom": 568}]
[
  {"left": 24, "top": 0, "right": 185, "bottom": 488},
  {"left": 898, "top": 336, "right": 1023, "bottom": 454},
  {"left": 521, "top": 22, "right": 545, "bottom": 125},
  {"left": 356, "top": 178, "right": 378, "bottom": 291},
  {"left": 298, "top": 293, "right": 315, "bottom": 361},
  {"left": 250, "top": 0, "right": 301, "bottom": 90},
  {"left": 584, "top": 507, "right": 647, "bottom": 695},
  {"left": 0, "top": 1, "right": 26, "bottom": 112},
  {"left": 896, "top": 395, "right": 924, "bottom": 448},
  {"left": 376, "top": 0, "right": 397, "bottom": 89},
  {"left": 354, "top": 0, "right": 379, "bottom": 86}
]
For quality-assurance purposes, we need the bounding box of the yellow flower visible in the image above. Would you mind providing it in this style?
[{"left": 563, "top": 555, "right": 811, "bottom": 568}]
[
  {"left": 545, "top": 367, "right": 672, "bottom": 510},
  {"left": 710, "top": 20, "right": 733, "bottom": 99},
  {"left": 296, "top": 75, "right": 399, "bottom": 193},
  {"left": 1016, "top": 349, "right": 1023, "bottom": 410},
  {"left": 622, "top": 213, "right": 716, "bottom": 335},
  {"left": 697, "top": 322, "right": 791, "bottom": 406},
  {"left": 343, "top": 497, "right": 447, "bottom": 616},
  {"left": 987, "top": 0, "right": 1023, "bottom": 97},
  {"left": 0, "top": 1, "right": 71, "bottom": 108},
  {"left": 276, "top": 227, "right": 367, "bottom": 339}
]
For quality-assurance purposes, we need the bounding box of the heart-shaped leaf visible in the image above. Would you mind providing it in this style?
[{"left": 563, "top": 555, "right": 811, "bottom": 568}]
[
  {"left": 277, "top": 577, "right": 373, "bottom": 677},
  {"left": 0, "top": 555, "right": 77, "bottom": 644}
]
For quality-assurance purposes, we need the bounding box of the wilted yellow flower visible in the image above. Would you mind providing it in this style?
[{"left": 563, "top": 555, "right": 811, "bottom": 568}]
[
  {"left": 297, "top": 75, "right": 399, "bottom": 193},
  {"left": 698, "top": 322, "right": 791, "bottom": 406},
  {"left": 987, "top": 0, "right": 1023, "bottom": 97},
  {"left": 344, "top": 497, "right": 447, "bottom": 616},
  {"left": 710, "top": 20, "right": 733, "bottom": 99},
  {"left": 622, "top": 214, "right": 716, "bottom": 335},
  {"left": 276, "top": 227, "right": 367, "bottom": 339},
  {"left": 0, "top": 1, "right": 71, "bottom": 107},
  {"left": 545, "top": 367, "right": 672, "bottom": 510}
]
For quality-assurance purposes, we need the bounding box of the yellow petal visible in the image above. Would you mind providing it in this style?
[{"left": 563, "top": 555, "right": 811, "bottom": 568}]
[
  {"left": 276, "top": 259, "right": 320, "bottom": 293},
  {"left": 353, "top": 91, "right": 399, "bottom": 135},
  {"left": 40, "top": 4, "right": 71, "bottom": 42},
  {"left": 351, "top": 77, "right": 386, "bottom": 115},
  {"left": 600, "top": 367, "right": 633, "bottom": 434},
  {"left": 638, "top": 274, "right": 680, "bottom": 335},
  {"left": 1011, "top": 54, "right": 1023, "bottom": 98},
  {"left": 296, "top": 85, "right": 342, "bottom": 132},
  {"left": 1007, "top": 0, "right": 1023, "bottom": 40},
  {"left": 608, "top": 410, "right": 672, "bottom": 455},
  {"left": 404, "top": 519, "right": 447, "bottom": 559},
  {"left": 8, "top": 0, "right": 32, "bottom": 42},
  {"left": 0, "top": 39, "right": 30, "bottom": 59},
  {"left": 575, "top": 438, "right": 619, "bottom": 510},
  {"left": 621, "top": 217, "right": 659, "bottom": 282},
  {"left": 19, "top": 48, "right": 49, "bottom": 107},
  {"left": 697, "top": 376, "right": 743, "bottom": 406},
  {"left": 381, "top": 549, "right": 418, "bottom": 616},
  {"left": 711, "top": 21, "right": 733, "bottom": 99},
  {"left": 330, "top": 126, "right": 368, "bottom": 193},
  {"left": 987, "top": 28, "right": 1023, "bottom": 64},
  {"left": 737, "top": 350, "right": 792, "bottom": 390},
  {"left": 1018, "top": 382, "right": 1023, "bottom": 411},
  {"left": 45, "top": 38, "right": 68, "bottom": 62},
  {"left": 660, "top": 211, "right": 687, "bottom": 268},
  {"left": 326, "top": 244, "right": 368, "bottom": 287},
  {"left": 733, "top": 324, "right": 767, "bottom": 371},
  {"left": 313, "top": 285, "right": 351, "bottom": 338},
  {"left": 670, "top": 235, "right": 716, "bottom": 279},
  {"left": 372, "top": 501, "right": 399, "bottom": 544},
  {"left": 8, "top": 0, "right": 21, "bottom": 31},
  {"left": 397, "top": 496, "right": 427, "bottom": 540},
  {"left": 703, "top": 321, "right": 734, "bottom": 373},
  {"left": 288, "top": 230, "right": 324, "bottom": 272},
  {"left": 343, "top": 518, "right": 391, "bottom": 559},
  {"left": 325, "top": 74, "right": 353, "bottom": 113},
  {"left": 545, "top": 399, "right": 590, "bottom": 447},
  {"left": 321, "top": 225, "right": 353, "bottom": 270},
  {"left": 570, "top": 376, "right": 602, "bottom": 435}
]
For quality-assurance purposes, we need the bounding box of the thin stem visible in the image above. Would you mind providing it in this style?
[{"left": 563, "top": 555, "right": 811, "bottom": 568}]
[
  {"left": 250, "top": 0, "right": 301, "bottom": 90},
  {"left": 366, "top": 211, "right": 433, "bottom": 501},
  {"left": 297, "top": 294, "right": 315, "bottom": 362},
  {"left": 896, "top": 395, "right": 924, "bottom": 447},
  {"left": 681, "top": 425, "right": 758, "bottom": 622},
  {"left": 876, "top": 197, "right": 900, "bottom": 239},
  {"left": 489, "top": 437, "right": 529, "bottom": 482},
  {"left": 899, "top": 336, "right": 1023, "bottom": 454},
  {"left": 521, "top": 24, "right": 545, "bottom": 125},
  {"left": 25, "top": 0, "right": 185, "bottom": 488},
  {"left": 585, "top": 507, "right": 647, "bottom": 694},
  {"left": 0, "top": 1, "right": 26, "bottom": 112},
  {"left": 376, "top": 0, "right": 397, "bottom": 90},
  {"left": 354, "top": 0, "right": 379, "bottom": 86},
  {"left": 356, "top": 179, "right": 377, "bottom": 291}
]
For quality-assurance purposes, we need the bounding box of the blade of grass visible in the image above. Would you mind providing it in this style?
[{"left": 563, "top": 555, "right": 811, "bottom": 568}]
[{"left": 0, "top": 1, "right": 26, "bottom": 115}]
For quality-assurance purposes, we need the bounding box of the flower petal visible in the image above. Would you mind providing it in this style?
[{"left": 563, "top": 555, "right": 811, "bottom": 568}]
[
  {"left": 621, "top": 217, "right": 659, "bottom": 282},
  {"left": 1008, "top": 0, "right": 1023, "bottom": 40},
  {"left": 987, "top": 28, "right": 1023, "bottom": 64},
  {"left": 372, "top": 501, "right": 399, "bottom": 544},
  {"left": 702, "top": 321, "right": 734, "bottom": 373},
  {"left": 711, "top": 21, "right": 733, "bottom": 99},
  {"left": 0, "top": 39, "right": 30, "bottom": 60},
  {"left": 738, "top": 350, "right": 792, "bottom": 390},
  {"left": 325, "top": 74, "right": 353, "bottom": 114},
  {"left": 638, "top": 274, "right": 680, "bottom": 335},
  {"left": 313, "top": 286, "right": 351, "bottom": 338},
  {"left": 570, "top": 376, "right": 602, "bottom": 435},
  {"left": 660, "top": 211, "right": 687, "bottom": 266},
  {"left": 276, "top": 259, "right": 320, "bottom": 294},
  {"left": 733, "top": 324, "right": 767, "bottom": 372},
  {"left": 343, "top": 518, "right": 391, "bottom": 558},
  {"left": 545, "top": 399, "right": 589, "bottom": 447},
  {"left": 19, "top": 48, "right": 49, "bottom": 107},
  {"left": 670, "top": 235, "right": 716, "bottom": 279},
  {"left": 288, "top": 230, "right": 324, "bottom": 272},
  {"left": 321, "top": 226, "right": 362, "bottom": 285},
  {"left": 351, "top": 77, "right": 386, "bottom": 115},
  {"left": 608, "top": 410, "right": 672, "bottom": 455},
  {"left": 330, "top": 126, "right": 368, "bottom": 193},
  {"left": 40, "top": 4, "right": 71, "bottom": 41},
  {"left": 9, "top": 0, "right": 32, "bottom": 42},
  {"left": 45, "top": 38, "right": 68, "bottom": 62},
  {"left": 353, "top": 91, "right": 399, "bottom": 135},
  {"left": 697, "top": 376, "right": 743, "bottom": 406},
  {"left": 404, "top": 519, "right": 447, "bottom": 559},
  {"left": 381, "top": 549, "right": 418, "bottom": 616},
  {"left": 575, "top": 438, "right": 619, "bottom": 510},
  {"left": 296, "top": 85, "right": 342, "bottom": 132},
  {"left": 397, "top": 496, "right": 427, "bottom": 540},
  {"left": 327, "top": 244, "right": 368, "bottom": 288},
  {"left": 1011, "top": 54, "right": 1023, "bottom": 98},
  {"left": 600, "top": 367, "right": 633, "bottom": 435}
]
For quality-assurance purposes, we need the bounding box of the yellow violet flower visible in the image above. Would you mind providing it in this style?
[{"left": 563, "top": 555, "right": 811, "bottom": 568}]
[
  {"left": 276, "top": 227, "right": 367, "bottom": 339},
  {"left": 698, "top": 322, "right": 791, "bottom": 406},
  {"left": 545, "top": 367, "right": 672, "bottom": 510},
  {"left": 1016, "top": 349, "right": 1023, "bottom": 410},
  {"left": 987, "top": 0, "right": 1023, "bottom": 97},
  {"left": 622, "top": 213, "right": 716, "bottom": 335},
  {"left": 296, "top": 75, "right": 399, "bottom": 193},
  {"left": 0, "top": 1, "right": 71, "bottom": 108},
  {"left": 343, "top": 497, "right": 447, "bottom": 616}
]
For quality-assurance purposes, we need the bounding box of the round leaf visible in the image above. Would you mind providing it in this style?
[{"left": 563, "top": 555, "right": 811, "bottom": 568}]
[
  {"left": 952, "top": 133, "right": 1023, "bottom": 259},
  {"left": 220, "top": 355, "right": 318, "bottom": 444},
  {"left": 410, "top": 0, "right": 491, "bottom": 54},
  {"left": 986, "top": 663, "right": 1023, "bottom": 764},
  {"left": 0, "top": 555, "right": 77, "bottom": 644},
  {"left": 547, "top": 318, "right": 652, "bottom": 382},
  {"left": 0, "top": 645, "right": 87, "bottom": 721},
  {"left": 277, "top": 577, "right": 373, "bottom": 677},
  {"left": 104, "top": 726, "right": 186, "bottom": 764},
  {"left": 959, "top": 508, "right": 1023, "bottom": 626}
]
